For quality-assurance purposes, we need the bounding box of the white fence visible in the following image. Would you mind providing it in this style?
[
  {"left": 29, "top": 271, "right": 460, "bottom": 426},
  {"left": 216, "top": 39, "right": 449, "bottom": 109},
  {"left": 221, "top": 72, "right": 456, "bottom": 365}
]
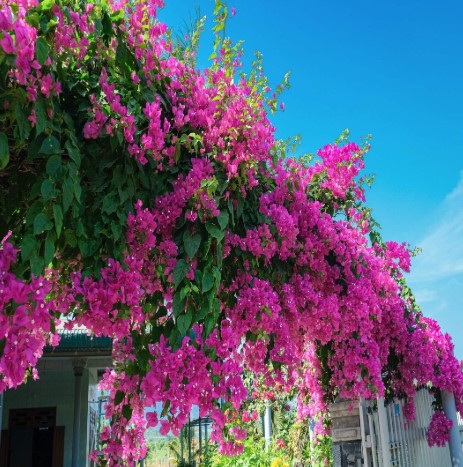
[
  {"left": 360, "top": 390, "right": 454, "bottom": 467},
  {"left": 458, "top": 411, "right": 463, "bottom": 452}
]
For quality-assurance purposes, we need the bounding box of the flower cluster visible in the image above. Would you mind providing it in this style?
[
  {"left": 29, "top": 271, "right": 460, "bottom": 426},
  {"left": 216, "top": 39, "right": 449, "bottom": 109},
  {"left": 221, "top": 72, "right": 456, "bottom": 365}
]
[
  {"left": 0, "top": 234, "right": 59, "bottom": 393},
  {"left": 426, "top": 411, "right": 453, "bottom": 448},
  {"left": 0, "top": 0, "right": 462, "bottom": 464}
]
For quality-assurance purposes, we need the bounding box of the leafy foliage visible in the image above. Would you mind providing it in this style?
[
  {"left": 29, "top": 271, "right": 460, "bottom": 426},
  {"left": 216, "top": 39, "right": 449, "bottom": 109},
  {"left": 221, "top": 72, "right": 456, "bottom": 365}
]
[{"left": 0, "top": 0, "right": 462, "bottom": 465}]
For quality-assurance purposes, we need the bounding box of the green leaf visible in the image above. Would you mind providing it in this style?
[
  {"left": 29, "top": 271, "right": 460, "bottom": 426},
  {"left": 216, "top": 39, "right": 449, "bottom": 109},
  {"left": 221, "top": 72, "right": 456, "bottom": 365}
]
[
  {"left": 33, "top": 212, "right": 53, "bottom": 234},
  {"left": 46, "top": 154, "right": 61, "bottom": 178},
  {"left": 34, "top": 98, "right": 47, "bottom": 137},
  {"left": 21, "top": 235, "right": 38, "bottom": 262},
  {"left": 41, "top": 179, "right": 54, "bottom": 201},
  {"left": 183, "top": 231, "right": 201, "bottom": 259},
  {"left": 213, "top": 297, "right": 221, "bottom": 317},
  {"left": 196, "top": 299, "right": 209, "bottom": 321},
  {"left": 64, "top": 229, "right": 77, "bottom": 247},
  {"left": 63, "top": 177, "right": 74, "bottom": 213},
  {"left": 44, "top": 233, "right": 55, "bottom": 264},
  {"left": 102, "top": 195, "right": 117, "bottom": 214},
  {"left": 62, "top": 112, "right": 75, "bottom": 131},
  {"left": 228, "top": 197, "right": 234, "bottom": 227},
  {"left": 212, "top": 266, "right": 221, "bottom": 286},
  {"left": 217, "top": 241, "right": 223, "bottom": 269},
  {"left": 174, "top": 140, "right": 181, "bottom": 162},
  {"left": 160, "top": 398, "right": 171, "bottom": 417},
  {"left": 110, "top": 9, "right": 125, "bottom": 22},
  {"left": 30, "top": 254, "right": 45, "bottom": 276},
  {"left": 0, "top": 133, "right": 9, "bottom": 170},
  {"left": 202, "top": 236, "right": 212, "bottom": 257},
  {"left": 177, "top": 311, "right": 192, "bottom": 335},
  {"left": 65, "top": 140, "right": 81, "bottom": 167},
  {"left": 40, "top": 136, "right": 61, "bottom": 155},
  {"left": 116, "top": 34, "right": 136, "bottom": 80},
  {"left": 205, "top": 223, "right": 224, "bottom": 241},
  {"left": 217, "top": 210, "right": 229, "bottom": 230},
  {"left": 121, "top": 404, "right": 132, "bottom": 421},
  {"left": 114, "top": 390, "right": 125, "bottom": 405},
  {"left": 172, "top": 291, "right": 186, "bottom": 318},
  {"left": 111, "top": 222, "right": 122, "bottom": 241},
  {"left": 25, "top": 200, "right": 44, "bottom": 227},
  {"left": 35, "top": 37, "right": 49, "bottom": 66},
  {"left": 194, "top": 269, "right": 202, "bottom": 285},
  {"left": 237, "top": 195, "right": 244, "bottom": 220},
  {"left": 52, "top": 204, "right": 63, "bottom": 238},
  {"left": 202, "top": 267, "right": 214, "bottom": 293},
  {"left": 14, "top": 101, "right": 31, "bottom": 143},
  {"left": 73, "top": 178, "right": 82, "bottom": 203},
  {"left": 39, "top": 0, "right": 55, "bottom": 11},
  {"left": 27, "top": 12, "right": 41, "bottom": 28},
  {"left": 203, "top": 298, "right": 220, "bottom": 337},
  {"left": 101, "top": 12, "right": 113, "bottom": 45},
  {"left": 204, "top": 311, "right": 216, "bottom": 337},
  {"left": 173, "top": 259, "right": 189, "bottom": 288},
  {"left": 180, "top": 284, "right": 190, "bottom": 301}
]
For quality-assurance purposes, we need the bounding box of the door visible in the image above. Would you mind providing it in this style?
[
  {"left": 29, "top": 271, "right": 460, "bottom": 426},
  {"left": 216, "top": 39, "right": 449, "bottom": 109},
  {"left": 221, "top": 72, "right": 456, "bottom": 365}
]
[{"left": 4, "top": 408, "right": 64, "bottom": 467}]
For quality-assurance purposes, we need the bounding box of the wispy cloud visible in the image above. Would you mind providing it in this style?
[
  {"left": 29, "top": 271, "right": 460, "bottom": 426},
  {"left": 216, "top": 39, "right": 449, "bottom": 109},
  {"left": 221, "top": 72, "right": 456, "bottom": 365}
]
[
  {"left": 410, "top": 172, "right": 463, "bottom": 282},
  {"left": 408, "top": 174, "right": 463, "bottom": 358},
  {"left": 413, "top": 289, "right": 437, "bottom": 304}
]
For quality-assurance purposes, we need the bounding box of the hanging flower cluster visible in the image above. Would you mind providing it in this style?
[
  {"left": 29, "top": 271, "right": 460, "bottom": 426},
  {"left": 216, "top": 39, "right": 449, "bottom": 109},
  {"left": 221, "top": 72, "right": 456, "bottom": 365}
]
[
  {"left": 426, "top": 411, "right": 453, "bottom": 448},
  {"left": 0, "top": 0, "right": 462, "bottom": 464}
]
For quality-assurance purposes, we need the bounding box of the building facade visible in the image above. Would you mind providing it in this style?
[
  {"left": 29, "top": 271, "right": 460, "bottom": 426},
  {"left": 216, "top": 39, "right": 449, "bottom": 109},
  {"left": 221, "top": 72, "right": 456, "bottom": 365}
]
[{"left": 0, "top": 330, "right": 112, "bottom": 467}]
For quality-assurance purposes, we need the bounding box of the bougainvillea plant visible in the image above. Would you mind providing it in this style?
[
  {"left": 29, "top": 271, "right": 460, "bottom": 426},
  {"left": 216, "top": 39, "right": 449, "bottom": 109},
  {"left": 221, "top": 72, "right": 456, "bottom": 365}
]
[{"left": 0, "top": 0, "right": 462, "bottom": 463}]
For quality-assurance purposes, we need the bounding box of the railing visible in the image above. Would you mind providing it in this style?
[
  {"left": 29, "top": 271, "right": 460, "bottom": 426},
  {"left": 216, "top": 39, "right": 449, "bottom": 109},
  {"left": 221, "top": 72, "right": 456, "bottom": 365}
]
[
  {"left": 362, "top": 389, "right": 453, "bottom": 466},
  {"left": 88, "top": 396, "right": 109, "bottom": 467},
  {"left": 458, "top": 411, "right": 463, "bottom": 450}
]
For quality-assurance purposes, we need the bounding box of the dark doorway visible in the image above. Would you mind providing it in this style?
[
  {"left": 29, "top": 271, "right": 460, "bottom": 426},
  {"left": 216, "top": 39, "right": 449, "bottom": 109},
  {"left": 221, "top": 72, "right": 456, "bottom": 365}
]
[
  {"left": 8, "top": 426, "right": 53, "bottom": 466},
  {"left": 34, "top": 426, "right": 54, "bottom": 466},
  {"left": 1, "top": 408, "right": 64, "bottom": 467}
]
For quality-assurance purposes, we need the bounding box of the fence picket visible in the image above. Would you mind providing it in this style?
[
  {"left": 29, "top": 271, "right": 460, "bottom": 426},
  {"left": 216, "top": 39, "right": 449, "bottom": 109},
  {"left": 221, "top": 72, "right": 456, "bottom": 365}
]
[{"left": 362, "top": 389, "right": 454, "bottom": 466}]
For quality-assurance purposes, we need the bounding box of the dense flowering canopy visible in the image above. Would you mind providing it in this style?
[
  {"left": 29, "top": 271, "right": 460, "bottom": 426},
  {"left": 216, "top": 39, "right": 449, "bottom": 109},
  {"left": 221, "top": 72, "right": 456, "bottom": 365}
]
[{"left": 0, "top": 0, "right": 462, "bottom": 463}]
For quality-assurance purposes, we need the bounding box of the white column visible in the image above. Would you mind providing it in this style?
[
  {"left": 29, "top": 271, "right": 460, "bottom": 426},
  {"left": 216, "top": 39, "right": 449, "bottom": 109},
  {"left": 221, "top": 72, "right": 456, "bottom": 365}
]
[
  {"left": 72, "top": 360, "right": 86, "bottom": 467},
  {"left": 377, "top": 398, "right": 391, "bottom": 466},
  {"left": 442, "top": 390, "right": 463, "bottom": 466},
  {"left": 264, "top": 406, "right": 272, "bottom": 446},
  {"left": 359, "top": 399, "right": 371, "bottom": 466}
]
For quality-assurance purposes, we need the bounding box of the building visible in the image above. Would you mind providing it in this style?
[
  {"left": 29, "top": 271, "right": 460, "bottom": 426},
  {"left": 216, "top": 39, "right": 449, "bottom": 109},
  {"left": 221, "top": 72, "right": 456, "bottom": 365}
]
[{"left": 0, "top": 330, "right": 112, "bottom": 467}]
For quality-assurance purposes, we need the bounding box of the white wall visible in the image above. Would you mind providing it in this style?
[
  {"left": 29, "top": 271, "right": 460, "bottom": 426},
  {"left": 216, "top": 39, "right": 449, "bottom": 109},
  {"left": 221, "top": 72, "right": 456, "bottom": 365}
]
[{"left": 2, "top": 363, "right": 90, "bottom": 467}]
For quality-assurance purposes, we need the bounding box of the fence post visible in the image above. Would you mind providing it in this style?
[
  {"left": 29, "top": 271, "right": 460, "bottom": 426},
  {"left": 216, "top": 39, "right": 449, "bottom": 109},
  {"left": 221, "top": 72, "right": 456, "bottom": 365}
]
[
  {"left": 442, "top": 390, "right": 463, "bottom": 466},
  {"left": 264, "top": 405, "right": 272, "bottom": 446},
  {"left": 180, "top": 426, "right": 184, "bottom": 462},
  {"left": 377, "top": 398, "right": 392, "bottom": 466},
  {"left": 359, "top": 399, "right": 371, "bottom": 466},
  {"left": 199, "top": 416, "right": 202, "bottom": 458}
]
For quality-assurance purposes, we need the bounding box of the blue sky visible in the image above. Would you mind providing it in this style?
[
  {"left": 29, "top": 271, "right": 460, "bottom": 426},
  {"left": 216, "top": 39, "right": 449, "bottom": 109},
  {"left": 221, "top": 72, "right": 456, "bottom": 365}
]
[{"left": 159, "top": 1, "right": 463, "bottom": 358}]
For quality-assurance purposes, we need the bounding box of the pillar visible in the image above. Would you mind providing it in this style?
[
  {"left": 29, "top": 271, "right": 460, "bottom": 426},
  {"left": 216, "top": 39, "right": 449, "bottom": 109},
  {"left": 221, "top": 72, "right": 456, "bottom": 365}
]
[
  {"left": 71, "top": 360, "right": 86, "bottom": 467},
  {"left": 180, "top": 425, "right": 184, "bottom": 462},
  {"left": 264, "top": 406, "right": 272, "bottom": 446},
  {"left": 442, "top": 390, "right": 463, "bottom": 466},
  {"left": 188, "top": 417, "right": 192, "bottom": 464},
  {"left": 377, "top": 398, "right": 391, "bottom": 466},
  {"left": 199, "top": 416, "right": 202, "bottom": 457},
  {"left": 330, "top": 400, "right": 364, "bottom": 467}
]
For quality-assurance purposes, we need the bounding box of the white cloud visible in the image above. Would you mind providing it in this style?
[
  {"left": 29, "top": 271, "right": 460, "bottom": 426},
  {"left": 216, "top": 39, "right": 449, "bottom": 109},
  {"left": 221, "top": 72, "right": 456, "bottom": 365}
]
[
  {"left": 412, "top": 288, "right": 437, "bottom": 304},
  {"left": 407, "top": 175, "right": 463, "bottom": 358},
  {"left": 410, "top": 172, "right": 463, "bottom": 283}
]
